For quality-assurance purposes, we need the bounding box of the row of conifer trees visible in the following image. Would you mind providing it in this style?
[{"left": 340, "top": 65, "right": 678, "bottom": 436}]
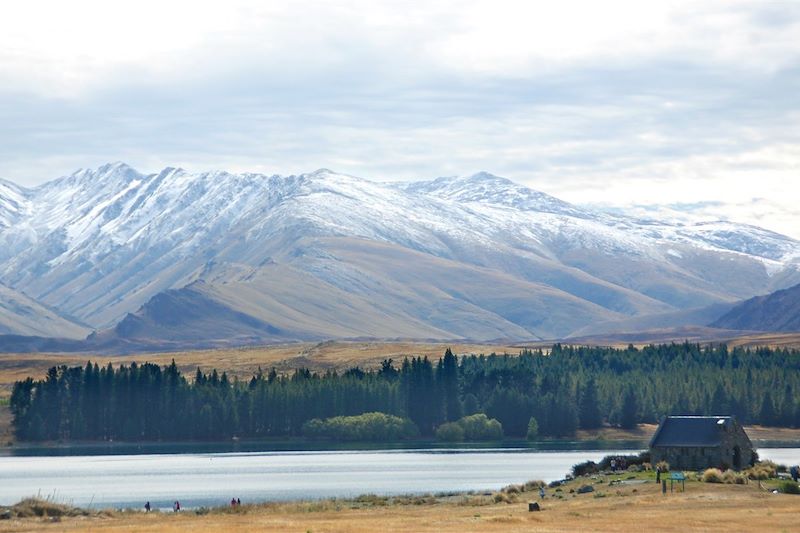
[{"left": 10, "top": 343, "right": 800, "bottom": 442}]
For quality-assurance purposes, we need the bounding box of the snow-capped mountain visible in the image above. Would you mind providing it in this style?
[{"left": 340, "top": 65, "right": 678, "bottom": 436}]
[
  {"left": 0, "top": 163, "right": 798, "bottom": 346},
  {"left": 0, "top": 179, "right": 30, "bottom": 230}
]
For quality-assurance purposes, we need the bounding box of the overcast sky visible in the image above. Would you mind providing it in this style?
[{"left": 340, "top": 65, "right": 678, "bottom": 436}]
[{"left": 1, "top": 1, "right": 798, "bottom": 237}]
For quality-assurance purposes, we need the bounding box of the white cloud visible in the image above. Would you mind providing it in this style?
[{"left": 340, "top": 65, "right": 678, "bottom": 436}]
[{"left": 0, "top": 1, "right": 798, "bottom": 237}]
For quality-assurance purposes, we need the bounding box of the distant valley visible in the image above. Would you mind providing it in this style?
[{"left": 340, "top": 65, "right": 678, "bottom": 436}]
[{"left": 1, "top": 163, "right": 798, "bottom": 352}]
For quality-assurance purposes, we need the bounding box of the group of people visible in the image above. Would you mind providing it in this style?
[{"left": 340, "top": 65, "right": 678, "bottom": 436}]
[
  {"left": 143, "top": 498, "right": 242, "bottom": 512},
  {"left": 609, "top": 457, "right": 628, "bottom": 472},
  {"left": 143, "top": 501, "right": 179, "bottom": 512},
  {"left": 143, "top": 501, "right": 180, "bottom": 512}
]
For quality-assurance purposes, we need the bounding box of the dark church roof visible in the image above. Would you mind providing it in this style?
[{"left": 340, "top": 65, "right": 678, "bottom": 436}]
[{"left": 649, "top": 416, "right": 747, "bottom": 448}]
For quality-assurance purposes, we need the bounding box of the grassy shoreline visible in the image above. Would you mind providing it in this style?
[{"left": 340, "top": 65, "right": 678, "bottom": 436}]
[{"left": 1, "top": 468, "right": 798, "bottom": 532}]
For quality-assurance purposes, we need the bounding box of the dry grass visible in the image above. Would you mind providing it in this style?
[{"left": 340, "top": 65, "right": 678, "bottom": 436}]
[
  {"left": 6, "top": 498, "right": 90, "bottom": 518},
  {"left": 0, "top": 341, "right": 519, "bottom": 397},
  {"left": 0, "top": 474, "right": 798, "bottom": 532},
  {"left": 575, "top": 423, "right": 659, "bottom": 441}
]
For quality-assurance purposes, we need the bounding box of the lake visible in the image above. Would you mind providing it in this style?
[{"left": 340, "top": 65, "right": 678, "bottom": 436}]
[{"left": 1, "top": 446, "right": 797, "bottom": 510}]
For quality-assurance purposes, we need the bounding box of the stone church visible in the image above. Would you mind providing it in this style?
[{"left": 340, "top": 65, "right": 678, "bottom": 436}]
[{"left": 649, "top": 416, "right": 754, "bottom": 471}]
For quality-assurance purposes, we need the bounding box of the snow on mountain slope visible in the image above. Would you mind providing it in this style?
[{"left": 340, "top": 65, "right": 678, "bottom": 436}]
[
  {"left": 0, "top": 179, "right": 31, "bottom": 235},
  {"left": 398, "top": 172, "right": 587, "bottom": 217},
  {"left": 0, "top": 163, "right": 797, "bottom": 342}
]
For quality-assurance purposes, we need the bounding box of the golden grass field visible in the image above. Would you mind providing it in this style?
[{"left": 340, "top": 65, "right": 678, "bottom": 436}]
[
  {"left": 3, "top": 333, "right": 800, "bottom": 396},
  {"left": 1, "top": 470, "right": 798, "bottom": 532},
  {"left": 0, "top": 341, "right": 520, "bottom": 398},
  {"left": 3, "top": 333, "right": 799, "bottom": 397}
]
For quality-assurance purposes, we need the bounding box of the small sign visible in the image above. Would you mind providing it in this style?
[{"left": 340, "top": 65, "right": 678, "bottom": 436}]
[{"left": 670, "top": 472, "right": 685, "bottom": 481}]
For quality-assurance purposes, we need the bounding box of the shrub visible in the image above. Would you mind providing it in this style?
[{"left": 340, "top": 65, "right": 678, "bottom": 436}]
[
  {"left": 721, "top": 470, "right": 746, "bottom": 484},
  {"left": 597, "top": 452, "right": 650, "bottom": 471},
  {"left": 11, "top": 498, "right": 87, "bottom": 518},
  {"left": 745, "top": 466, "right": 770, "bottom": 480},
  {"left": 301, "top": 412, "right": 419, "bottom": 441},
  {"left": 458, "top": 414, "right": 504, "bottom": 441},
  {"left": 656, "top": 461, "right": 670, "bottom": 472},
  {"left": 702, "top": 468, "right": 724, "bottom": 483},
  {"left": 721, "top": 470, "right": 736, "bottom": 484},
  {"left": 523, "top": 480, "right": 545, "bottom": 491},
  {"left": 493, "top": 492, "right": 510, "bottom": 504},
  {"left": 778, "top": 481, "right": 800, "bottom": 494},
  {"left": 757, "top": 460, "right": 778, "bottom": 478},
  {"left": 572, "top": 460, "right": 599, "bottom": 477},
  {"left": 746, "top": 461, "right": 778, "bottom": 480},
  {"left": 435, "top": 422, "right": 465, "bottom": 442},
  {"left": 436, "top": 414, "right": 503, "bottom": 442},
  {"left": 526, "top": 417, "right": 539, "bottom": 440}
]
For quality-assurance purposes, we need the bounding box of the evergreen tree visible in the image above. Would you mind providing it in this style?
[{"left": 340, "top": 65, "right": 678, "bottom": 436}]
[
  {"left": 578, "top": 377, "right": 603, "bottom": 429},
  {"left": 439, "top": 348, "right": 462, "bottom": 422},
  {"left": 620, "top": 387, "right": 638, "bottom": 429},
  {"left": 9, "top": 344, "right": 800, "bottom": 442},
  {"left": 759, "top": 391, "right": 777, "bottom": 426}
]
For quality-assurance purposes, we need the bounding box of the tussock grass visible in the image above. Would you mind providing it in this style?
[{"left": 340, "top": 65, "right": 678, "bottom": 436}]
[
  {"left": 9, "top": 498, "right": 91, "bottom": 518},
  {"left": 702, "top": 468, "right": 725, "bottom": 483},
  {"left": 745, "top": 460, "right": 782, "bottom": 480},
  {"left": 721, "top": 470, "right": 748, "bottom": 485},
  {"left": 702, "top": 468, "right": 749, "bottom": 484}
]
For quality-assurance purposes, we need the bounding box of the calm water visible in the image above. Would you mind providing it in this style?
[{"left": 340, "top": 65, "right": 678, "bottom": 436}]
[
  {"left": 0, "top": 448, "right": 630, "bottom": 510},
  {"left": 1, "top": 447, "right": 796, "bottom": 510}
]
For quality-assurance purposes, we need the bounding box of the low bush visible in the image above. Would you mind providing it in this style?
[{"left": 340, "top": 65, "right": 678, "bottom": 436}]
[
  {"left": 702, "top": 468, "right": 724, "bottom": 483},
  {"left": 757, "top": 460, "right": 778, "bottom": 478},
  {"left": 302, "top": 412, "right": 419, "bottom": 441},
  {"left": 435, "top": 413, "right": 503, "bottom": 442},
  {"left": 353, "top": 494, "right": 389, "bottom": 506},
  {"left": 721, "top": 470, "right": 747, "bottom": 485},
  {"left": 778, "top": 481, "right": 800, "bottom": 494},
  {"left": 458, "top": 414, "right": 504, "bottom": 440},
  {"left": 746, "top": 461, "right": 779, "bottom": 480},
  {"left": 493, "top": 492, "right": 511, "bottom": 504},
  {"left": 597, "top": 452, "right": 650, "bottom": 471},
  {"left": 435, "top": 422, "right": 465, "bottom": 442},
  {"left": 11, "top": 498, "right": 88, "bottom": 518},
  {"left": 572, "top": 460, "right": 599, "bottom": 477},
  {"left": 523, "top": 480, "right": 545, "bottom": 491}
]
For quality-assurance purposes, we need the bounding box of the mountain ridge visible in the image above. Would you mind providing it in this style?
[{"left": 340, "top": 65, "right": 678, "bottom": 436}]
[
  {"left": 0, "top": 162, "right": 798, "bottom": 347},
  {"left": 710, "top": 283, "right": 800, "bottom": 332}
]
